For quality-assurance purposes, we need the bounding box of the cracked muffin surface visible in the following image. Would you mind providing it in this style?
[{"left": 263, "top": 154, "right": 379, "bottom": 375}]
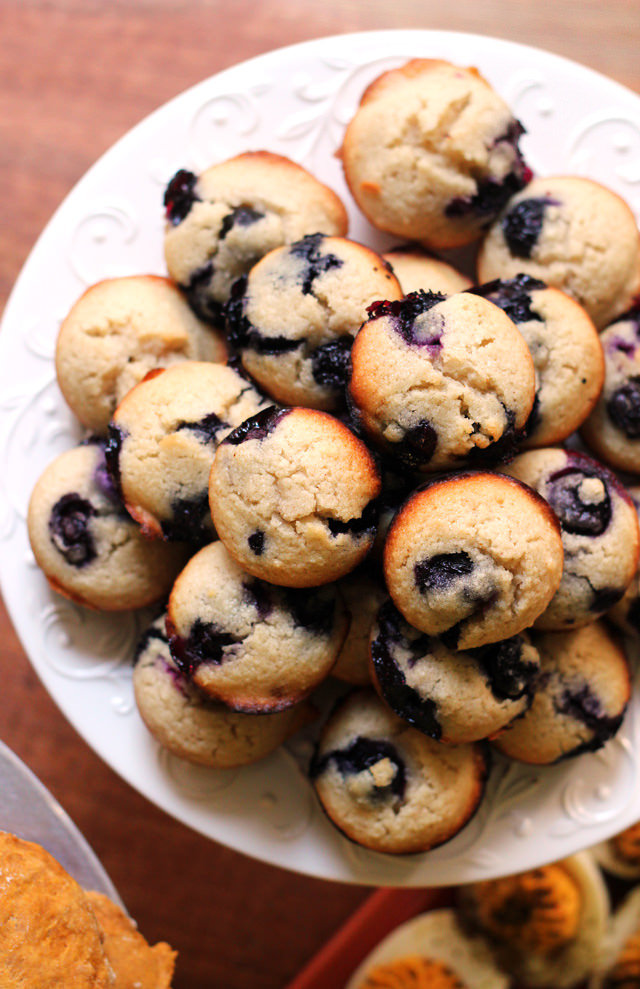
[
  {"left": 348, "top": 290, "right": 535, "bottom": 471},
  {"left": 384, "top": 472, "right": 563, "bottom": 649},
  {"left": 209, "top": 406, "right": 381, "bottom": 586}
]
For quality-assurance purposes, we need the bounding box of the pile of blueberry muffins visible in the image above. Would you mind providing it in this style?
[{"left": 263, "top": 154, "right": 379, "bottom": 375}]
[
  {"left": 348, "top": 819, "right": 640, "bottom": 988},
  {"left": 28, "top": 58, "right": 640, "bottom": 856}
]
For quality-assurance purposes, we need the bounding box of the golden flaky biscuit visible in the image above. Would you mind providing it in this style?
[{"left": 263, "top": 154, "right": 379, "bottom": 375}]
[
  {"left": 0, "top": 832, "right": 115, "bottom": 988},
  {"left": 86, "top": 893, "right": 176, "bottom": 989}
]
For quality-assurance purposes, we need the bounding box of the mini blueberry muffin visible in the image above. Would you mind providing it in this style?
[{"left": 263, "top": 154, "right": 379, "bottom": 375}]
[
  {"left": 166, "top": 542, "right": 347, "bottom": 712},
  {"left": 226, "top": 234, "right": 402, "bottom": 410},
  {"left": 331, "top": 567, "right": 387, "bottom": 685},
  {"left": 133, "top": 613, "right": 314, "bottom": 765},
  {"left": 477, "top": 176, "right": 640, "bottom": 329},
  {"left": 459, "top": 853, "right": 609, "bottom": 988},
  {"left": 209, "top": 407, "right": 381, "bottom": 587},
  {"left": 311, "top": 689, "right": 488, "bottom": 854},
  {"left": 348, "top": 291, "right": 535, "bottom": 471},
  {"left": 0, "top": 832, "right": 116, "bottom": 988},
  {"left": 491, "top": 622, "right": 630, "bottom": 764},
  {"left": 384, "top": 472, "right": 564, "bottom": 649},
  {"left": 582, "top": 306, "right": 640, "bottom": 474},
  {"left": 55, "top": 275, "right": 226, "bottom": 435},
  {"left": 370, "top": 598, "right": 540, "bottom": 743},
  {"left": 163, "top": 151, "right": 348, "bottom": 324},
  {"left": 504, "top": 448, "right": 640, "bottom": 629},
  {"left": 345, "top": 908, "right": 509, "bottom": 989},
  {"left": 608, "top": 487, "right": 640, "bottom": 637},
  {"left": 107, "top": 361, "right": 268, "bottom": 543},
  {"left": 382, "top": 245, "right": 472, "bottom": 295},
  {"left": 340, "top": 59, "right": 530, "bottom": 249},
  {"left": 470, "top": 275, "right": 604, "bottom": 447},
  {"left": 593, "top": 823, "right": 640, "bottom": 881},
  {"left": 85, "top": 892, "right": 176, "bottom": 989},
  {"left": 27, "top": 443, "right": 187, "bottom": 611}
]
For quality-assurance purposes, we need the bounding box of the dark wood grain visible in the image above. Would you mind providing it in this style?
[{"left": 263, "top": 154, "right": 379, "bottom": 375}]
[{"left": 1, "top": 3, "right": 639, "bottom": 986}]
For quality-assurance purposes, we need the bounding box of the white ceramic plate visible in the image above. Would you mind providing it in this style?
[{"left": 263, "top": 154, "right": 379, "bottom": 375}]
[{"left": 2, "top": 30, "right": 640, "bottom": 887}]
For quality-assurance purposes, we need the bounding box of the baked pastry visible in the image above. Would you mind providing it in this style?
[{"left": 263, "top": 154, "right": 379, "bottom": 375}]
[
  {"left": 345, "top": 908, "right": 509, "bottom": 989},
  {"left": 370, "top": 598, "right": 540, "bottom": 743},
  {"left": 608, "top": 486, "right": 640, "bottom": 636},
  {"left": 55, "top": 275, "right": 225, "bottom": 434},
  {"left": 0, "top": 831, "right": 177, "bottom": 989},
  {"left": 85, "top": 892, "right": 175, "bottom": 989},
  {"left": 470, "top": 275, "right": 604, "bottom": 447},
  {"left": 27, "top": 442, "right": 186, "bottom": 611},
  {"left": 226, "top": 234, "right": 402, "bottom": 410},
  {"left": 582, "top": 305, "right": 640, "bottom": 474},
  {"left": 383, "top": 245, "right": 472, "bottom": 296},
  {"left": 504, "top": 448, "right": 640, "bottom": 629},
  {"left": 348, "top": 290, "right": 535, "bottom": 470},
  {"left": 384, "top": 472, "right": 564, "bottom": 648},
  {"left": 133, "top": 613, "right": 314, "bottom": 765},
  {"left": 331, "top": 566, "right": 387, "bottom": 685},
  {"left": 340, "top": 59, "right": 529, "bottom": 249},
  {"left": 166, "top": 541, "right": 347, "bottom": 712},
  {"left": 491, "top": 622, "right": 630, "bottom": 764},
  {"left": 209, "top": 406, "right": 381, "bottom": 587},
  {"left": 163, "top": 151, "right": 348, "bottom": 324},
  {"left": 459, "top": 853, "right": 609, "bottom": 988},
  {"left": 106, "top": 361, "right": 268, "bottom": 543},
  {"left": 311, "top": 689, "right": 488, "bottom": 854},
  {"left": 477, "top": 176, "right": 640, "bottom": 329},
  {"left": 0, "top": 831, "right": 116, "bottom": 988}
]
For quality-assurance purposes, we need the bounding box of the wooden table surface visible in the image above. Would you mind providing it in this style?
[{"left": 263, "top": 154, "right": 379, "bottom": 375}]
[{"left": 2, "top": 2, "right": 639, "bottom": 986}]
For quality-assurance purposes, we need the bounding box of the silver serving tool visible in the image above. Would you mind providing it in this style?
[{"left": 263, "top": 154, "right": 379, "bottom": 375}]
[{"left": 0, "top": 738, "right": 124, "bottom": 908}]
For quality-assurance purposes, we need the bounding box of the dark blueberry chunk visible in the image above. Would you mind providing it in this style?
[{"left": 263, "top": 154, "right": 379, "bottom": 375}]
[
  {"left": 311, "top": 336, "right": 353, "bottom": 391},
  {"left": 49, "top": 493, "right": 97, "bottom": 567},
  {"left": 607, "top": 377, "right": 640, "bottom": 439},
  {"left": 367, "top": 291, "right": 446, "bottom": 347},
  {"left": 134, "top": 622, "right": 168, "bottom": 664},
  {"left": 161, "top": 491, "right": 211, "bottom": 544},
  {"left": 242, "top": 579, "right": 273, "bottom": 620},
  {"left": 469, "top": 274, "right": 546, "bottom": 324},
  {"left": 226, "top": 278, "right": 303, "bottom": 355},
  {"left": 284, "top": 586, "right": 336, "bottom": 635},
  {"left": 104, "top": 424, "right": 125, "bottom": 501},
  {"left": 470, "top": 635, "right": 538, "bottom": 701},
  {"left": 164, "top": 169, "right": 199, "bottom": 226},
  {"left": 176, "top": 412, "right": 227, "bottom": 445},
  {"left": 556, "top": 682, "right": 624, "bottom": 754},
  {"left": 248, "top": 530, "right": 265, "bottom": 555},
  {"left": 502, "top": 197, "right": 556, "bottom": 259},
  {"left": 546, "top": 466, "right": 612, "bottom": 536},
  {"left": 289, "top": 234, "right": 343, "bottom": 295},
  {"left": 610, "top": 303, "right": 640, "bottom": 331},
  {"left": 610, "top": 336, "right": 636, "bottom": 357},
  {"left": 589, "top": 586, "right": 625, "bottom": 613},
  {"left": 371, "top": 601, "right": 442, "bottom": 739},
  {"left": 311, "top": 735, "right": 406, "bottom": 802},
  {"left": 523, "top": 393, "right": 541, "bottom": 440},
  {"left": 627, "top": 596, "right": 640, "bottom": 633},
  {"left": 464, "top": 407, "right": 519, "bottom": 467},
  {"left": 169, "top": 619, "right": 237, "bottom": 677},
  {"left": 182, "top": 261, "right": 225, "bottom": 327},
  {"left": 393, "top": 420, "right": 437, "bottom": 469},
  {"left": 92, "top": 443, "right": 124, "bottom": 509},
  {"left": 445, "top": 171, "right": 527, "bottom": 224},
  {"left": 223, "top": 406, "right": 289, "bottom": 446},
  {"left": 414, "top": 551, "right": 474, "bottom": 594},
  {"left": 325, "top": 498, "right": 378, "bottom": 539},
  {"left": 218, "top": 205, "right": 264, "bottom": 239}
]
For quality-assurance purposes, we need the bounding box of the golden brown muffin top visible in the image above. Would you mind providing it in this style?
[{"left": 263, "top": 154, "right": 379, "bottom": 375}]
[
  {"left": 359, "top": 956, "right": 466, "bottom": 989},
  {"left": 86, "top": 892, "right": 176, "bottom": 989}
]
